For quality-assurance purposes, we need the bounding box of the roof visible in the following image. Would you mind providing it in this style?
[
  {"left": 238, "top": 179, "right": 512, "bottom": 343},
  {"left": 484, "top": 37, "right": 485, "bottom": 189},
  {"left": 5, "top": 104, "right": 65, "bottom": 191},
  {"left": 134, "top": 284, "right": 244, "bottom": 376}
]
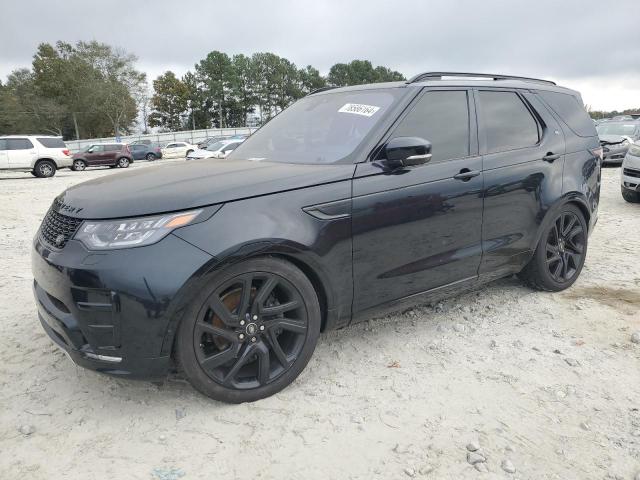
[
  {"left": 310, "top": 73, "right": 580, "bottom": 97},
  {"left": 0, "top": 134, "right": 63, "bottom": 138}
]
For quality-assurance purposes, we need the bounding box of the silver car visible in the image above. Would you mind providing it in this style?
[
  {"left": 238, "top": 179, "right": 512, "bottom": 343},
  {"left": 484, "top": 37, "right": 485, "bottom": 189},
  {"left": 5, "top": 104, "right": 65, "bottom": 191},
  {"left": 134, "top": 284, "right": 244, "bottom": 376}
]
[{"left": 621, "top": 142, "right": 640, "bottom": 203}]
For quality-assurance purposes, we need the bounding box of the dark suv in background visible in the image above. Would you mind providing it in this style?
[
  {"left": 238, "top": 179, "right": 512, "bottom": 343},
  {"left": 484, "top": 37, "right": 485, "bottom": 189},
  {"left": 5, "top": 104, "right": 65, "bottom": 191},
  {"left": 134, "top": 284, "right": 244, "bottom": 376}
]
[
  {"left": 32, "top": 72, "right": 601, "bottom": 403},
  {"left": 71, "top": 143, "right": 133, "bottom": 171}
]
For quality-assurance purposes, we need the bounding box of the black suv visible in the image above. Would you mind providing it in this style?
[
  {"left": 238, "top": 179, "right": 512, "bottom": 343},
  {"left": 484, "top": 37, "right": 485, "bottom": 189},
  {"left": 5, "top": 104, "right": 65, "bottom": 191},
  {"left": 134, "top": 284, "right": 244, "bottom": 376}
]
[{"left": 32, "top": 72, "right": 601, "bottom": 403}]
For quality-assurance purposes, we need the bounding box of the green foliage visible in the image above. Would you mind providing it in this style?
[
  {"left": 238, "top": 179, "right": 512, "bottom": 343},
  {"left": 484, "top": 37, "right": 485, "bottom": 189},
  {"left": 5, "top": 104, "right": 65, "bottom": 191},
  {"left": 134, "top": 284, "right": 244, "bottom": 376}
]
[
  {"left": 1, "top": 40, "right": 144, "bottom": 138},
  {"left": 328, "top": 60, "right": 405, "bottom": 86},
  {"left": 149, "top": 72, "right": 189, "bottom": 131}
]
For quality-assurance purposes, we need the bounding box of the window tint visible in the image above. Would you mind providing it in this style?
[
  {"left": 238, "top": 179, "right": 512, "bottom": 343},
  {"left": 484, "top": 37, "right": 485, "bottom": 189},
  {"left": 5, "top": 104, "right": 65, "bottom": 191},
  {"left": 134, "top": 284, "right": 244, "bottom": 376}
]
[
  {"left": 538, "top": 91, "right": 596, "bottom": 138},
  {"left": 391, "top": 90, "right": 470, "bottom": 162},
  {"left": 36, "top": 137, "right": 66, "bottom": 148},
  {"left": 478, "top": 91, "right": 539, "bottom": 153},
  {"left": 7, "top": 138, "right": 34, "bottom": 150},
  {"left": 0, "top": 139, "right": 7, "bottom": 151},
  {"left": 104, "top": 144, "right": 122, "bottom": 151}
]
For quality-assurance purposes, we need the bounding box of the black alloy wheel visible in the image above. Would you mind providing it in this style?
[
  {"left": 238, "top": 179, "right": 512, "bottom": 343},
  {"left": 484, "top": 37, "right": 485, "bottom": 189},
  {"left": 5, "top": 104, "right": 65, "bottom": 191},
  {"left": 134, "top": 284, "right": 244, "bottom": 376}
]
[
  {"left": 545, "top": 211, "right": 585, "bottom": 283},
  {"left": 175, "top": 257, "right": 320, "bottom": 403},
  {"left": 519, "top": 204, "right": 588, "bottom": 292}
]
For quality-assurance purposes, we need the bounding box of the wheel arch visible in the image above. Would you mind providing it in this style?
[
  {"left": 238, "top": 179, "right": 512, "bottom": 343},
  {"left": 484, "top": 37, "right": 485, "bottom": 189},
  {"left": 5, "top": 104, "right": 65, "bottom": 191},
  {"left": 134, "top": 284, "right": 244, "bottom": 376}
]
[
  {"left": 532, "top": 193, "right": 592, "bottom": 249},
  {"left": 160, "top": 242, "right": 339, "bottom": 358},
  {"left": 33, "top": 157, "right": 58, "bottom": 168}
]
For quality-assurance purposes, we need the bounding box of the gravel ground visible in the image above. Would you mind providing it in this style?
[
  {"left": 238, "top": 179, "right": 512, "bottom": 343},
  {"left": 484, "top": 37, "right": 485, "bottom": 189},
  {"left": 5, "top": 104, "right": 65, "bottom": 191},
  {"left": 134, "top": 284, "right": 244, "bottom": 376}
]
[{"left": 0, "top": 163, "right": 639, "bottom": 480}]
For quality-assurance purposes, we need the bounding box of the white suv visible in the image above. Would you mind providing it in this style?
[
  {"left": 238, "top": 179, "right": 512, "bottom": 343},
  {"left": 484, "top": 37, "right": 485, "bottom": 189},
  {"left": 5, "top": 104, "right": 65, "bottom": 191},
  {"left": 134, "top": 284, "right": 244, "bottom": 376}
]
[{"left": 0, "top": 135, "right": 73, "bottom": 177}]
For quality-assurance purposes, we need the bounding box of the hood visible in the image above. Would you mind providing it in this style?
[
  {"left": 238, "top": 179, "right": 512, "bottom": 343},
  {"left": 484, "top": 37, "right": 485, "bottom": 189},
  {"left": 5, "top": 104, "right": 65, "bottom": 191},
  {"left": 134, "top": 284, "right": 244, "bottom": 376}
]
[
  {"left": 599, "top": 134, "right": 628, "bottom": 145},
  {"left": 55, "top": 159, "right": 355, "bottom": 219}
]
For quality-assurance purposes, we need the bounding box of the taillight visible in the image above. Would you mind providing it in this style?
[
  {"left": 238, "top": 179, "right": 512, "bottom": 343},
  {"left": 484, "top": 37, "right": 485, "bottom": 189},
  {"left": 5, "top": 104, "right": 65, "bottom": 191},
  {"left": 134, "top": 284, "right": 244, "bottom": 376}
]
[
  {"left": 590, "top": 147, "right": 604, "bottom": 161},
  {"left": 62, "top": 149, "right": 71, "bottom": 156}
]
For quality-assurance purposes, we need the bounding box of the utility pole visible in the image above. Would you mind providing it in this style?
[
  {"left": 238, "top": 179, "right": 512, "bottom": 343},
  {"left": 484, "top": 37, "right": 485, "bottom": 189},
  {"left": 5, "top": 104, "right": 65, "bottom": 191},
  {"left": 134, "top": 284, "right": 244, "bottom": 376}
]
[{"left": 72, "top": 113, "right": 80, "bottom": 140}]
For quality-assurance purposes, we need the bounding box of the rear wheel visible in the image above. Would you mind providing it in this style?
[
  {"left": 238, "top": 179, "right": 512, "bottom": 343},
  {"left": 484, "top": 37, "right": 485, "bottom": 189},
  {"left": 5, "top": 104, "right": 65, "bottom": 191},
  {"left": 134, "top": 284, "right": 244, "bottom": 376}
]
[
  {"left": 33, "top": 160, "right": 56, "bottom": 178},
  {"left": 72, "top": 159, "right": 86, "bottom": 171},
  {"left": 519, "top": 205, "right": 587, "bottom": 291},
  {"left": 117, "top": 157, "right": 130, "bottom": 168},
  {"left": 186, "top": 149, "right": 194, "bottom": 158},
  {"left": 145, "top": 153, "right": 156, "bottom": 161},
  {"left": 621, "top": 186, "right": 640, "bottom": 203},
  {"left": 175, "top": 257, "right": 321, "bottom": 403}
]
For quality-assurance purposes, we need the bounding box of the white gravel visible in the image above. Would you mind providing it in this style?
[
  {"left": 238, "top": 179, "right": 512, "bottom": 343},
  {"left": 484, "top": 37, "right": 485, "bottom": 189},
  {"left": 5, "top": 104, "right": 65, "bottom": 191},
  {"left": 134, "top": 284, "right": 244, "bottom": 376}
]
[{"left": 0, "top": 163, "right": 639, "bottom": 479}]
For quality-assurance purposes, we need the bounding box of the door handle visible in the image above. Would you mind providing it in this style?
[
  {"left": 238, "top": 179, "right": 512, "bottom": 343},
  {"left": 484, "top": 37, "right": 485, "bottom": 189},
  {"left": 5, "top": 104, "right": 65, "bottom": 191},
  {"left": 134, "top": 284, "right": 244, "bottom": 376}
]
[
  {"left": 542, "top": 152, "right": 560, "bottom": 162},
  {"left": 453, "top": 169, "right": 481, "bottom": 181}
]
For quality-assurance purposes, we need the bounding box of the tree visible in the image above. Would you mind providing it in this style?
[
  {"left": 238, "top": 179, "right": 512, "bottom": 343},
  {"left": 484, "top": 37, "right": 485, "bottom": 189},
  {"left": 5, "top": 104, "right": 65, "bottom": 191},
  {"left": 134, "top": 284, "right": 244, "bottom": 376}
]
[
  {"left": 149, "top": 71, "right": 189, "bottom": 131},
  {"left": 195, "top": 51, "right": 233, "bottom": 128},
  {"left": 299, "top": 65, "right": 326, "bottom": 94},
  {"left": 328, "top": 59, "right": 404, "bottom": 86}
]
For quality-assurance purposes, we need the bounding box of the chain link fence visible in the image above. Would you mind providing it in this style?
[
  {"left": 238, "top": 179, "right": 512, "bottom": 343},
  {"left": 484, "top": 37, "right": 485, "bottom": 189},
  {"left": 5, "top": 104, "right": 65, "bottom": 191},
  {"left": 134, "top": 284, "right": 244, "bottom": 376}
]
[{"left": 65, "top": 127, "right": 258, "bottom": 152}]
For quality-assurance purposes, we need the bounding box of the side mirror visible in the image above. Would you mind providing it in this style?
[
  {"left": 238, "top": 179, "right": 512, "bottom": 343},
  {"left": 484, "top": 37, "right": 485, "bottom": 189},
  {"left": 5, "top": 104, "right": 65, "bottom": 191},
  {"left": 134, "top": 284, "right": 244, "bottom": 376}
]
[{"left": 385, "top": 137, "right": 432, "bottom": 167}]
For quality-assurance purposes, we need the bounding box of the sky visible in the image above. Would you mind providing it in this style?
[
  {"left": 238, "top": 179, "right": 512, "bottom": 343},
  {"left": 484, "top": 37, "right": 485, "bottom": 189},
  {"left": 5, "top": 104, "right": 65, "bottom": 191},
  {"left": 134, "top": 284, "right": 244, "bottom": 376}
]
[{"left": 1, "top": 0, "right": 639, "bottom": 111}]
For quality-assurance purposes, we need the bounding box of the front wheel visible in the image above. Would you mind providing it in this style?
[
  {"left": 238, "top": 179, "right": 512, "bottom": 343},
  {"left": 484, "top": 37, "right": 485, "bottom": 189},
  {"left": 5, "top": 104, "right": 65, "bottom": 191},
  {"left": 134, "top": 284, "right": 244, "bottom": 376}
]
[
  {"left": 117, "top": 157, "right": 130, "bottom": 168},
  {"left": 621, "top": 187, "right": 640, "bottom": 203},
  {"left": 33, "top": 160, "right": 56, "bottom": 178},
  {"left": 518, "top": 205, "right": 588, "bottom": 292},
  {"left": 175, "top": 257, "right": 321, "bottom": 403}
]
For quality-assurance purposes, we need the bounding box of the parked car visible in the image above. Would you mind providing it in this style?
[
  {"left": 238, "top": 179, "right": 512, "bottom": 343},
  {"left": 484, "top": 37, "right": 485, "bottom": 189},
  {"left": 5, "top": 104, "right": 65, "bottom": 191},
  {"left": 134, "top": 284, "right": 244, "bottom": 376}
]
[
  {"left": 621, "top": 142, "right": 640, "bottom": 203},
  {"left": 161, "top": 141, "right": 197, "bottom": 159},
  {"left": 0, "top": 135, "right": 72, "bottom": 177},
  {"left": 71, "top": 144, "right": 133, "bottom": 171},
  {"left": 32, "top": 72, "right": 601, "bottom": 403},
  {"left": 197, "top": 136, "right": 231, "bottom": 149},
  {"left": 596, "top": 120, "right": 640, "bottom": 165},
  {"left": 186, "top": 139, "right": 244, "bottom": 160},
  {"left": 129, "top": 143, "right": 163, "bottom": 161}
]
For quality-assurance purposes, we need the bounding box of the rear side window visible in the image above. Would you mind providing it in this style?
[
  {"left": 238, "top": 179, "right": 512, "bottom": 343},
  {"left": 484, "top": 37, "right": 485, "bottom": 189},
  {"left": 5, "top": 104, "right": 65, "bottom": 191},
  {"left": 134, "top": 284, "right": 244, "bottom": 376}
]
[
  {"left": 37, "top": 137, "right": 66, "bottom": 148},
  {"left": 0, "top": 139, "right": 7, "bottom": 150},
  {"left": 104, "top": 144, "right": 122, "bottom": 151},
  {"left": 478, "top": 91, "right": 539, "bottom": 153},
  {"left": 538, "top": 91, "right": 596, "bottom": 137},
  {"left": 7, "top": 138, "right": 34, "bottom": 150},
  {"left": 392, "top": 90, "right": 470, "bottom": 162}
]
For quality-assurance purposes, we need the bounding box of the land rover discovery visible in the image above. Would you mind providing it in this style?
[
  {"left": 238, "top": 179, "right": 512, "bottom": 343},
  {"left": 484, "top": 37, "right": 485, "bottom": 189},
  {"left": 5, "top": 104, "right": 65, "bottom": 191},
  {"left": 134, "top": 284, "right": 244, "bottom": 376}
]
[{"left": 32, "top": 72, "right": 602, "bottom": 403}]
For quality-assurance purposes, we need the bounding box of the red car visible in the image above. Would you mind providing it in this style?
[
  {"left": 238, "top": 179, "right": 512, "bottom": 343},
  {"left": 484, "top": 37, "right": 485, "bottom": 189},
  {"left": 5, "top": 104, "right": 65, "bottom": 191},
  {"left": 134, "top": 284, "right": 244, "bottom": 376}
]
[{"left": 71, "top": 143, "right": 133, "bottom": 171}]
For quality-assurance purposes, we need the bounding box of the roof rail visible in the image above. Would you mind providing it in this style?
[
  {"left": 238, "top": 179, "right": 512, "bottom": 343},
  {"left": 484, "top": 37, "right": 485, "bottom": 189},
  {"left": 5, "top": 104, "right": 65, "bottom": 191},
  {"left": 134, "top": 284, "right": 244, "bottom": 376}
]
[
  {"left": 308, "top": 86, "right": 338, "bottom": 95},
  {"left": 406, "top": 72, "right": 556, "bottom": 86}
]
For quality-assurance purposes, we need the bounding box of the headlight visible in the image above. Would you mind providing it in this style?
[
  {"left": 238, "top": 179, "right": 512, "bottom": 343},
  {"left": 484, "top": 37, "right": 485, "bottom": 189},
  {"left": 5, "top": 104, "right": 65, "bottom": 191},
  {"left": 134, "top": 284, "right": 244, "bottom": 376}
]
[
  {"left": 74, "top": 210, "right": 202, "bottom": 250},
  {"left": 628, "top": 143, "right": 640, "bottom": 157}
]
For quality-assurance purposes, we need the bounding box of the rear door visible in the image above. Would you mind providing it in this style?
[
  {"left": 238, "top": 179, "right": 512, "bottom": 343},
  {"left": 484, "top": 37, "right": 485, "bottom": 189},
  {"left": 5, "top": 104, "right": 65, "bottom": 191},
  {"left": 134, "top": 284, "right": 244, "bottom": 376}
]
[
  {"left": 352, "top": 88, "right": 484, "bottom": 316},
  {"left": 0, "top": 139, "right": 8, "bottom": 168},
  {"left": 475, "top": 88, "right": 565, "bottom": 276},
  {"left": 7, "top": 138, "right": 37, "bottom": 167}
]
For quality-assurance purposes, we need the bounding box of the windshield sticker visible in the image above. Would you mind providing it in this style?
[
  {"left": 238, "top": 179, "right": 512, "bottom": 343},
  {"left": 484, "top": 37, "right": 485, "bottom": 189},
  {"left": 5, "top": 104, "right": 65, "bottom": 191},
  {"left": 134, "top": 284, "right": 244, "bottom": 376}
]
[{"left": 338, "top": 103, "right": 380, "bottom": 117}]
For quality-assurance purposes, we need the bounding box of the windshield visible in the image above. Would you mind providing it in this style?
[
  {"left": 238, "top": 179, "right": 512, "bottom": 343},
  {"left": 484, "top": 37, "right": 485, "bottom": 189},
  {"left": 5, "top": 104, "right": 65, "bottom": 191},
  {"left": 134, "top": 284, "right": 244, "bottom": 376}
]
[
  {"left": 229, "top": 89, "right": 401, "bottom": 164},
  {"left": 206, "top": 141, "right": 226, "bottom": 152},
  {"left": 597, "top": 123, "right": 638, "bottom": 137}
]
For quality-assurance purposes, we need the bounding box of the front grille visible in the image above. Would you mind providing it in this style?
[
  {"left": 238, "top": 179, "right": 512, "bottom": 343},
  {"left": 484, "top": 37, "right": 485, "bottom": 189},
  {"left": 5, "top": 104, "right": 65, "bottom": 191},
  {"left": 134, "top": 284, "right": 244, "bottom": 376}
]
[
  {"left": 623, "top": 167, "right": 640, "bottom": 179},
  {"left": 40, "top": 203, "right": 83, "bottom": 248}
]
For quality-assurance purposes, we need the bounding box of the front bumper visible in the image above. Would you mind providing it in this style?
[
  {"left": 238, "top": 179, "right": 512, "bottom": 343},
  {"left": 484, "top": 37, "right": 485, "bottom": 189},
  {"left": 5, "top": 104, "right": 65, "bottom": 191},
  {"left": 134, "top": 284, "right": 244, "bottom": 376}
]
[
  {"left": 622, "top": 152, "right": 640, "bottom": 192},
  {"left": 31, "top": 233, "right": 212, "bottom": 379}
]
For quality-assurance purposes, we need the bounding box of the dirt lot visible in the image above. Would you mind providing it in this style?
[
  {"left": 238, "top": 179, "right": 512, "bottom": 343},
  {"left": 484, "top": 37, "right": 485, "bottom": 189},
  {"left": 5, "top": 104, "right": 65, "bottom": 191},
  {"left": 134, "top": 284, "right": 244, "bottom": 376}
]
[{"left": 0, "top": 163, "right": 638, "bottom": 480}]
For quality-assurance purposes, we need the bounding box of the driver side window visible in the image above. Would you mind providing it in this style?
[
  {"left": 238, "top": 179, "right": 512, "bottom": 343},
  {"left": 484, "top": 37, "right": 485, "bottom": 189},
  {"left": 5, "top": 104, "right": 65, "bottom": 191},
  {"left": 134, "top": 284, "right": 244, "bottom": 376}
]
[{"left": 391, "top": 90, "right": 470, "bottom": 163}]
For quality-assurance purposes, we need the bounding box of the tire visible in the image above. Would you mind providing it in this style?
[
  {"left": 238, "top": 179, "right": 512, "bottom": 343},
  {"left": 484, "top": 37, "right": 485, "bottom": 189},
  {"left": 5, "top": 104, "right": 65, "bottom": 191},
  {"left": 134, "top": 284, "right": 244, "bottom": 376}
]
[
  {"left": 518, "top": 204, "right": 588, "bottom": 292},
  {"left": 72, "top": 159, "right": 87, "bottom": 171},
  {"left": 621, "top": 186, "right": 640, "bottom": 203},
  {"left": 117, "top": 157, "right": 130, "bottom": 168},
  {"left": 33, "top": 160, "right": 56, "bottom": 178},
  {"left": 175, "top": 257, "right": 321, "bottom": 403},
  {"left": 145, "top": 153, "right": 156, "bottom": 161},
  {"left": 185, "top": 149, "right": 194, "bottom": 158}
]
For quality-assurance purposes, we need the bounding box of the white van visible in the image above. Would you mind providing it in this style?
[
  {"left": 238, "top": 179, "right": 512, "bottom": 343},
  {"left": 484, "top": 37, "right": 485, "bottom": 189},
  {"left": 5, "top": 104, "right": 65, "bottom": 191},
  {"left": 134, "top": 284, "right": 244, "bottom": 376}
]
[{"left": 0, "top": 135, "right": 73, "bottom": 177}]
